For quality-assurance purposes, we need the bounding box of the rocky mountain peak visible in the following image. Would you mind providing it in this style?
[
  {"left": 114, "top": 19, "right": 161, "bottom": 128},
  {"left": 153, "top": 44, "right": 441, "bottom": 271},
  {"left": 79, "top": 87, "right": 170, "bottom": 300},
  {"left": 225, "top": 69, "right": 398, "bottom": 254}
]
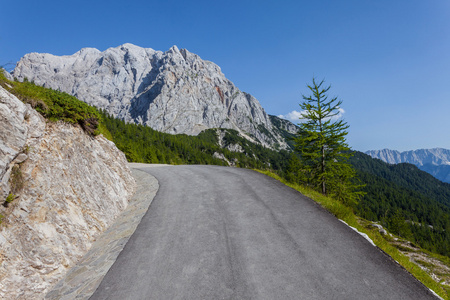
[
  {"left": 12, "top": 43, "right": 295, "bottom": 149},
  {"left": 76, "top": 47, "right": 101, "bottom": 56},
  {"left": 168, "top": 44, "right": 181, "bottom": 54}
]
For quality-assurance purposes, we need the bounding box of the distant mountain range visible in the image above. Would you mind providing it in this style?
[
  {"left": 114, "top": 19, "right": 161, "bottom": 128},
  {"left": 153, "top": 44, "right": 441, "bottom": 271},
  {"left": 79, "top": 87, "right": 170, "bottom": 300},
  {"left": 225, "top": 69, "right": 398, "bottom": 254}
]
[
  {"left": 11, "top": 43, "right": 296, "bottom": 150},
  {"left": 365, "top": 148, "right": 450, "bottom": 183}
]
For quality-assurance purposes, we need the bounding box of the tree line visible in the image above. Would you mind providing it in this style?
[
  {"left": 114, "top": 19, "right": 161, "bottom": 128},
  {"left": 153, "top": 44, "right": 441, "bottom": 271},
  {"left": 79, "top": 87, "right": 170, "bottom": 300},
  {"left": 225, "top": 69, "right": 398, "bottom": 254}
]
[{"left": 101, "top": 111, "right": 291, "bottom": 171}]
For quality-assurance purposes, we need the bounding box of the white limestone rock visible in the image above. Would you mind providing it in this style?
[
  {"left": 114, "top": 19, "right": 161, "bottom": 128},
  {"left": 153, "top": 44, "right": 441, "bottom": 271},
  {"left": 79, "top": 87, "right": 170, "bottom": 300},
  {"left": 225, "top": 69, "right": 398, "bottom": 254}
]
[
  {"left": 370, "top": 223, "right": 388, "bottom": 235},
  {"left": 13, "top": 44, "right": 292, "bottom": 149},
  {"left": 0, "top": 87, "right": 45, "bottom": 199},
  {"left": 1, "top": 70, "right": 13, "bottom": 81}
]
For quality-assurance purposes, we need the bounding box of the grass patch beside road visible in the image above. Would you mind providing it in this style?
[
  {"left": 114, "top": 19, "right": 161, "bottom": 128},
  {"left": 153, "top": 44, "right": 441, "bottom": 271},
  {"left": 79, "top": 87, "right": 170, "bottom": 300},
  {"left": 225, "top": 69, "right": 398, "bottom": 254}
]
[{"left": 257, "top": 169, "right": 449, "bottom": 299}]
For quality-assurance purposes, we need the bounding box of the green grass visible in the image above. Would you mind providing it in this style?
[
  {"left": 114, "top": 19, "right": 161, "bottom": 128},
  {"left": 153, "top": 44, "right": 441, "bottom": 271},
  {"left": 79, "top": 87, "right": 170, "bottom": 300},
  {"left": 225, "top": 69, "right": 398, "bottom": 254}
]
[
  {"left": 0, "top": 69, "right": 110, "bottom": 137},
  {"left": 5, "top": 194, "right": 15, "bottom": 204},
  {"left": 414, "top": 259, "right": 438, "bottom": 270},
  {"left": 257, "top": 169, "right": 449, "bottom": 299},
  {"left": 9, "top": 165, "right": 24, "bottom": 195},
  {"left": 393, "top": 243, "right": 418, "bottom": 253},
  {"left": 3, "top": 194, "right": 16, "bottom": 209}
]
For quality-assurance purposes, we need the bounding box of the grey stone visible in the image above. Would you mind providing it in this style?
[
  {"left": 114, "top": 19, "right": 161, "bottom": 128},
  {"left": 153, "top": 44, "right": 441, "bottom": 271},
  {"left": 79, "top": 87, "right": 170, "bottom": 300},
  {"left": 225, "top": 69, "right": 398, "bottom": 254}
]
[
  {"left": 1, "top": 69, "right": 14, "bottom": 81},
  {"left": 14, "top": 153, "right": 28, "bottom": 163},
  {"left": 370, "top": 223, "right": 388, "bottom": 235}
]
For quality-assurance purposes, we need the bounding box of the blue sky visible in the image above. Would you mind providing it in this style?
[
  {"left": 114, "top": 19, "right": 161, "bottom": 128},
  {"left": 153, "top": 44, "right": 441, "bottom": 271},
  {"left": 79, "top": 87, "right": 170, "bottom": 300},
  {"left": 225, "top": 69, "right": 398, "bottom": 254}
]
[{"left": 1, "top": 0, "right": 449, "bottom": 151}]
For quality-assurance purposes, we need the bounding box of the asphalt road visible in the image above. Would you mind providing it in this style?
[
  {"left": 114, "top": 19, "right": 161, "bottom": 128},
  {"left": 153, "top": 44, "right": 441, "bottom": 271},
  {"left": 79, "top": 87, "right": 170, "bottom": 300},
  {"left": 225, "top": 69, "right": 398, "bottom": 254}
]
[{"left": 90, "top": 165, "right": 438, "bottom": 300}]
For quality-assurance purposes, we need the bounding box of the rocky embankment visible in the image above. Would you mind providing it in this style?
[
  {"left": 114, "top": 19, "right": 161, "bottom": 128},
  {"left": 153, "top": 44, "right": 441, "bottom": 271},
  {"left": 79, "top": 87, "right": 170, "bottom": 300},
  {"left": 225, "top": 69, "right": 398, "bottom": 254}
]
[
  {"left": 45, "top": 165, "right": 159, "bottom": 299},
  {"left": 0, "top": 85, "right": 136, "bottom": 299}
]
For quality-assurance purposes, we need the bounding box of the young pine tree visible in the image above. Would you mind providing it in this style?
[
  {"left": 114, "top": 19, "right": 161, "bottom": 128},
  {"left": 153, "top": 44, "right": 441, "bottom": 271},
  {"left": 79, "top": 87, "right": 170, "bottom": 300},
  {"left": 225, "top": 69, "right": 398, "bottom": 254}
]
[{"left": 293, "top": 78, "right": 364, "bottom": 205}]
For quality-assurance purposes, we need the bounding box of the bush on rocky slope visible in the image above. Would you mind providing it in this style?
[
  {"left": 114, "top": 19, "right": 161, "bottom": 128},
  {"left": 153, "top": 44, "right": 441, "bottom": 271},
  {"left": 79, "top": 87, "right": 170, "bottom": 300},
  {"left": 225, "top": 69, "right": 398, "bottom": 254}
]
[{"left": 0, "top": 69, "right": 104, "bottom": 136}]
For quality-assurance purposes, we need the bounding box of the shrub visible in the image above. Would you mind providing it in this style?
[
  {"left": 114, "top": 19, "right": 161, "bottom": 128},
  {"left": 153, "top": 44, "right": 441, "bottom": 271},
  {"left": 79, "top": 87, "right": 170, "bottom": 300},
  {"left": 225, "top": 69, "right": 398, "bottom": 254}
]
[
  {"left": 5, "top": 194, "right": 15, "bottom": 203},
  {"left": 3, "top": 194, "right": 16, "bottom": 207},
  {"left": 22, "top": 145, "right": 31, "bottom": 155},
  {"left": 0, "top": 69, "right": 102, "bottom": 136}
]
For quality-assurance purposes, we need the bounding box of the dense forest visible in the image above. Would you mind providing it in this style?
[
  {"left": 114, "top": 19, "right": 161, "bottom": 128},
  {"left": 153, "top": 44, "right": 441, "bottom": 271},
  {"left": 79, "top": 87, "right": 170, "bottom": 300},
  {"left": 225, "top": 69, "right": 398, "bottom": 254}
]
[{"left": 101, "top": 112, "right": 291, "bottom": 172}]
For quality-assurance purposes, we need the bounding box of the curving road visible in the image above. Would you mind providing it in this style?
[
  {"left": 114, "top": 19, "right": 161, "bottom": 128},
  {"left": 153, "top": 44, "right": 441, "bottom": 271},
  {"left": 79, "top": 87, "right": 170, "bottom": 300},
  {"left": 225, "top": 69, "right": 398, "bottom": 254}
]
[{"left": 90, "top": 165, "right": 438, "bottom": 300}]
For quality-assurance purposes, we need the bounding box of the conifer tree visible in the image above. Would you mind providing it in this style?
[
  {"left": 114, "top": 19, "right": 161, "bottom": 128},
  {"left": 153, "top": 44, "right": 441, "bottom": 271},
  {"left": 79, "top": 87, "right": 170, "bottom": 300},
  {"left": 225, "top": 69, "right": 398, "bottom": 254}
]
[{"left": 293, "top": 78, "right": 364, "bottom": 205}]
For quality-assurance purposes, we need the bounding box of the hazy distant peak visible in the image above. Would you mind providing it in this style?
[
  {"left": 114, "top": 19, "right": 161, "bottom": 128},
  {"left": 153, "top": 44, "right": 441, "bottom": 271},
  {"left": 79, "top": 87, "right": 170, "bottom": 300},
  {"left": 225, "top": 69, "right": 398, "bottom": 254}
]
[{"left": 366, "top": 148, "right": 450, "bottom": 166}]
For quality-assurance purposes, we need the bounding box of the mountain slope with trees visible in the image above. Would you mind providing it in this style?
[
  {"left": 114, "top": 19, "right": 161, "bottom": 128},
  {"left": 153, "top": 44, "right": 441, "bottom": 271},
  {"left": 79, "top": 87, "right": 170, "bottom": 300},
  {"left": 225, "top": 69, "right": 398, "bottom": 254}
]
[
  {"left": 350, "top": 151, "right": 450, "bottom": 255},
  {"left": 101, "top": 111, "right": 291, "bottom": 172}
]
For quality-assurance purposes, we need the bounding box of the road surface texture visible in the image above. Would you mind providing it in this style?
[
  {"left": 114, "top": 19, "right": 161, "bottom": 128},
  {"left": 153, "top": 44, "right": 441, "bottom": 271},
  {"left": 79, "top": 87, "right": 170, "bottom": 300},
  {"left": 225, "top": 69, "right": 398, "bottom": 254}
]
[{"left": 90, "top": 165, "right": 438, "bottom": 300}]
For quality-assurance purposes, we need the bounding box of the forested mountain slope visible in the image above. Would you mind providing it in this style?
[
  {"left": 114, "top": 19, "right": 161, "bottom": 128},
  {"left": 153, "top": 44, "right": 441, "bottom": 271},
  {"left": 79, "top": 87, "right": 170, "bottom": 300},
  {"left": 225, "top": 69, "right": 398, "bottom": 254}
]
[
  {"left": 102, "top": 112, "right": 291, "bottom": 171},
  {"left": 350, "top": 151, "right": 450, "bottom": 255},
  {"left": 352, "top": 151, "right": 450, "bottom": 208}
]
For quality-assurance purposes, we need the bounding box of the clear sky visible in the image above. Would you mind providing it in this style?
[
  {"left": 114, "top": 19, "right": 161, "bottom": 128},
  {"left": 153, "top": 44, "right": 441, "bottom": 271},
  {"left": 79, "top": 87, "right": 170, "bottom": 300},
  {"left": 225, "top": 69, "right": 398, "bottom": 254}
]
[{"left": 1, "top": 0, "right": 449, "bottom": 151}]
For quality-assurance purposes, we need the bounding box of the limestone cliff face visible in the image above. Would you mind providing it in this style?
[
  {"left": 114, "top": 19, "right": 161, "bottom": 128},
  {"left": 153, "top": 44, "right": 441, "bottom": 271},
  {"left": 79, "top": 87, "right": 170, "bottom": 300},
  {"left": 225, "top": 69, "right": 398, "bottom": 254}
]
[
  {"left": 0, "top": 86, "right": 136, "bottom": 299},
  {"left": 13, "top": 43, "right": 293, "bottom": 148}
]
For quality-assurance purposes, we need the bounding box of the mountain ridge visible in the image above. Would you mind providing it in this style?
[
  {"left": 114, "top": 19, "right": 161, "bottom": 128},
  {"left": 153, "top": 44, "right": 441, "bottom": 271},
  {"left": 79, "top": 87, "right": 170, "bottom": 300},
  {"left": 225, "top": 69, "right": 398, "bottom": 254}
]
[
  {"left": 365, "top": 148, "right": 450, "bottom": 165},
  {"left": 365, "top": 148, "right": 450, "bottom": 183},
  {"left": 12, "top": 43, "right": 296, "bottom": 149}
]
